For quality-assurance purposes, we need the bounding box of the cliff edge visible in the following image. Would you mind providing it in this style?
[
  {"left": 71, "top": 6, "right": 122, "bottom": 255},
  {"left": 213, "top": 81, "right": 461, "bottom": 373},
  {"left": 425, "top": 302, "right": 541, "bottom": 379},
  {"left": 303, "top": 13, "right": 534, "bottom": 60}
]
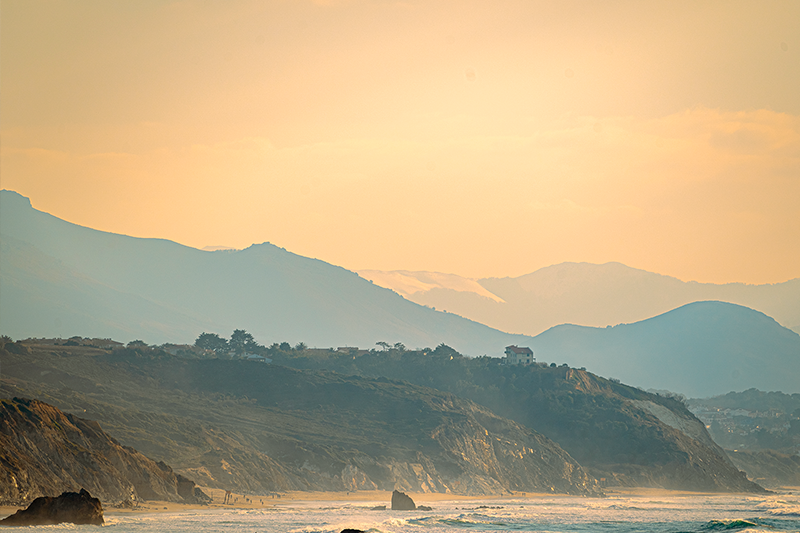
[{"left": 0, "top": 397, "right": 207, "bottom": 505}]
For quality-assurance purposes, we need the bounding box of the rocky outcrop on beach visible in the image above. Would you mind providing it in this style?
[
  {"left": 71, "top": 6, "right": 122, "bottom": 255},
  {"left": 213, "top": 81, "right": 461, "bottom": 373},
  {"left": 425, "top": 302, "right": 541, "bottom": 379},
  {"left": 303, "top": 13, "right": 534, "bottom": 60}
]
[
  {"left": 0, "top": 489, "right": 103, "bottom": 526},
  {"left": 0, "top": 397, "right": 206, "bottom": 505},
  {"left": 391, "top": 490, "right": 416, "bottom": 510}
]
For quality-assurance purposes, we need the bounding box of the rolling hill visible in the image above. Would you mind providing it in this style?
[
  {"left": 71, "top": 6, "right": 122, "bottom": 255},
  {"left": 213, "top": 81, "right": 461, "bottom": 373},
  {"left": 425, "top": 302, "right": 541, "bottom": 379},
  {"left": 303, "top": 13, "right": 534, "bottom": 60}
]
[{"left": 530, "top": 301, "right": 800, "bottom": 398}]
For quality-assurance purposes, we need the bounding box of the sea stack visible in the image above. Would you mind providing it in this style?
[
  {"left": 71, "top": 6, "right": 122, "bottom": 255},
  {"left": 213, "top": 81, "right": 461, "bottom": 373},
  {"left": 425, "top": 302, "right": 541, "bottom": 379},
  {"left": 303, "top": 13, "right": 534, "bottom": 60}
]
[
  {"left": 0, "top": 489, "right": 104, "bottom": 526},
  {"left": 391, "top": 490, "right": 416, "bottom": 510}
]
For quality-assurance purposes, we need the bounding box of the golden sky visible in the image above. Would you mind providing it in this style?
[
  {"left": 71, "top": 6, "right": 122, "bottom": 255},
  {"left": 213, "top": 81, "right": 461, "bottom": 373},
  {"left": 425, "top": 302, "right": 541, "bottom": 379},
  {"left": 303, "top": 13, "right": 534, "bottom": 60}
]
[{"left": 1, "top": 0, "right": 798, "bottom": 283}]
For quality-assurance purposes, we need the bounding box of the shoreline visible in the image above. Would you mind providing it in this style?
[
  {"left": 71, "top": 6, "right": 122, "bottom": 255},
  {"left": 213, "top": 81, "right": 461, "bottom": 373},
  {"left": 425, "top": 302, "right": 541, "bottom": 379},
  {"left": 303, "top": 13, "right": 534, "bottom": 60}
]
[{"left": 3, "top": 486, "right": 795, "bottom": 519}]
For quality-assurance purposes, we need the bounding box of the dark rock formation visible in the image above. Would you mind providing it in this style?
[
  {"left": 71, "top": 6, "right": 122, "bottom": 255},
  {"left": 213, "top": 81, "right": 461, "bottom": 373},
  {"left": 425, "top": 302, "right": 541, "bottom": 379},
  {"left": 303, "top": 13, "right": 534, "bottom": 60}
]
[
  {"left": 176, "top": 474, "right": 212, "bottom": 504},
  {"left": 0, "top": 398, "right": 204, "bottom": 505},
  {"left": 340, "top": 529, "right": 365, "bottom": 533},
  {"left": 391, "top": 490, "right": 416, "bottom": 510},
  {"left": 0, "top": 489, "right": 103, "bottom": 526}
]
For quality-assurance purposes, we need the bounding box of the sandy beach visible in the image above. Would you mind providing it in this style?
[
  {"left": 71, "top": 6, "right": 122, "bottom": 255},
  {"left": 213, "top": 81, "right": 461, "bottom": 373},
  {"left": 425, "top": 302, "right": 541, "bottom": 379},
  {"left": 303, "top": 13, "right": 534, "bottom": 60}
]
[
  {"left": 3, "top": 486, "right": 796, "bottom": 520},
  {"left": 105, "top": 487, "right": 568, "bottom": 515},
  {"left": 0, "top": 488, "right": 576, "bottom": 519}
]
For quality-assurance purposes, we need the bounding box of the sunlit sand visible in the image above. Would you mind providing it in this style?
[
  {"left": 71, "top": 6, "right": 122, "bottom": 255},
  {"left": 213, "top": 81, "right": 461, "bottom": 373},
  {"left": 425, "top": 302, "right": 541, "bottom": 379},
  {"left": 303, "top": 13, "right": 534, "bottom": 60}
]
[{"left": 8, "top": 485, "right": 792, "bottom": 520}]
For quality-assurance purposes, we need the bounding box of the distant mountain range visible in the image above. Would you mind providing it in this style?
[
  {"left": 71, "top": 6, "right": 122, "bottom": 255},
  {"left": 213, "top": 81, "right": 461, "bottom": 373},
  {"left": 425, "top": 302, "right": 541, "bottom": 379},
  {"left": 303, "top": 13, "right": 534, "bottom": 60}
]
[
  {"left": 2, "top": 189, "right": 798, "bottom": 398},
  {"left": 0, "top": 190, "right": 535, "bottom": 355},
  {"left": 360, "top": 265, "right": 800, "bottom": 336}
]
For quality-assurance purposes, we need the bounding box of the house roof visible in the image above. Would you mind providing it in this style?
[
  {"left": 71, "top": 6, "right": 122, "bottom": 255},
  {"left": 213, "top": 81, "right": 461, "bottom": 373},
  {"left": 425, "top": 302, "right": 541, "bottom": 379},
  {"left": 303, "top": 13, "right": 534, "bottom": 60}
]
[{"left": 505, "top": 345, "right": 533, "bottom": 355}]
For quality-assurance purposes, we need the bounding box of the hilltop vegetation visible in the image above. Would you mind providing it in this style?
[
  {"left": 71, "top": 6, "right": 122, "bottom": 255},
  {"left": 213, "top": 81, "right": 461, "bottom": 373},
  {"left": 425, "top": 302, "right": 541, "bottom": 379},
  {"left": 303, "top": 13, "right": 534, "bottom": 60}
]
[{"left": 689, "top": 389, "right": 800, "bottom": 414}]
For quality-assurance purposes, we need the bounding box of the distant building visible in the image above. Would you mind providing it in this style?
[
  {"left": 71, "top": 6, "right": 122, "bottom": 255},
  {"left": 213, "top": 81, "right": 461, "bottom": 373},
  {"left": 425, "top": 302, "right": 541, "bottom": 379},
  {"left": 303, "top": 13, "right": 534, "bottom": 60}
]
[
  {"left": 337, "top": 347, "right": 358, "bottom": 353},
  {"left": 161, "top": 343, "right": 194, "bottom": 355},
  {"left": 336, "top": 346, "right": 371, "bottom": 356},
  {"left": 245, "top": 354, "right": 272, "bottom": 363},
  {"left": 505, "top": 345, "right": 534, "bottom": 365}
]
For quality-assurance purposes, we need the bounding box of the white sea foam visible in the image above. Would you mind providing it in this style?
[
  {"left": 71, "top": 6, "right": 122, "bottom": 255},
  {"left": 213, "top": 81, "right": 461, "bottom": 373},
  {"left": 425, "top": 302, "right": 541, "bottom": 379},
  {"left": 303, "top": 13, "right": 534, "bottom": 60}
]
[
  {"left": 90, "top": 494, "right": 800, "bottom": 533},
  {"left": 758, "top": 498, "right": 800, "bottom": 517}
]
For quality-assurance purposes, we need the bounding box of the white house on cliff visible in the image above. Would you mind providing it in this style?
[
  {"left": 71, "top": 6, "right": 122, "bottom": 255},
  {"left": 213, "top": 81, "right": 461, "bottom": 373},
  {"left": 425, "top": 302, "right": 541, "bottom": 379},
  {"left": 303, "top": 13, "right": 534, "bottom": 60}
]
[{"left": 505, "top": 345, "right": 534, "bottom": 365}]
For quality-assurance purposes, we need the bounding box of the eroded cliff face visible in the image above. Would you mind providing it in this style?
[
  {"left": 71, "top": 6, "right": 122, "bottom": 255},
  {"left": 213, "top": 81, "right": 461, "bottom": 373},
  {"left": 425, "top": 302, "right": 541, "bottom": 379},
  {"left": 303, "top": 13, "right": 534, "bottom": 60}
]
[
  {"left": 605, "top": 399, "right": 762, "bottom": 492},
  {"left": 265, "top": 405, "right": 601, "bottom": 496},
  {"left": 2, "top": 346, "right": 602, "bottom": 497},
  {"left": 109, "top": 394, "right": 601, "bottom": 496},
  {"left": 0, "top": 398, "right": 205, "bottom": 505},
  {"left": 531, "top": 369, "right": 765, "bottom": 493},
  {"left": 429, "top": 407, "right": 598, "bottom": 495},
  {"left": 261, "top": 351, "right": 767, "bottom": 494}
]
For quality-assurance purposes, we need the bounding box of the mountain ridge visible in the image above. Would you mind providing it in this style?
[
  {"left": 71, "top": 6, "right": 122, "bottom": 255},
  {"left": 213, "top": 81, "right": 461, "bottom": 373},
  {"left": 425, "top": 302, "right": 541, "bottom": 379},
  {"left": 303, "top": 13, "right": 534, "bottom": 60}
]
[
  {"left": 530, "top": 301, "right": 800, "bottom": 397},
  {"left": 360, "top": 263, "right": 800, "bottom": 336},
  {"left": 3, "top": 189, "right": 798, "bottom": 397},
  {"left": 0, "top": 190, "right": 536, "bottom": 355}
]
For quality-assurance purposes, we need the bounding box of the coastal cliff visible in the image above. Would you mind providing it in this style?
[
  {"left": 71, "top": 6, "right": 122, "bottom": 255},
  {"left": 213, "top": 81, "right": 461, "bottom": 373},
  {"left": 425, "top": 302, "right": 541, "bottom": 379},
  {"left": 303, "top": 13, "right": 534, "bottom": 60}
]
[
  {"left": 1, "top": 343, "right": 600, "bottom": 496},
  {"left": 266, "top": 345, "right": 766, "bottom": 493},
  {"left": 0, "top": 397, "right": 208, "bottom": 505}
]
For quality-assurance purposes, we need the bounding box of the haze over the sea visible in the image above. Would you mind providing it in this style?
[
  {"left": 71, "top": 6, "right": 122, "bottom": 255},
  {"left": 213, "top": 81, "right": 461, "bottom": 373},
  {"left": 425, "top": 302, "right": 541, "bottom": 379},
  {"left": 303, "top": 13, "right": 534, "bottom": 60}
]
[{"left": 1, "top": 1, "right": 798, "bottom": 284}]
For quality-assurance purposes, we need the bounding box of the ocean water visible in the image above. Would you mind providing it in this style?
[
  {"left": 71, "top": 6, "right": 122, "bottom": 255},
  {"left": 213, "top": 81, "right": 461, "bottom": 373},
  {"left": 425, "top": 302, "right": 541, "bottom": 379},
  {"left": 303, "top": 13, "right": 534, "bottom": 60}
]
[{"left": 25, "top": 492, "right": 800, "bottom": 532}]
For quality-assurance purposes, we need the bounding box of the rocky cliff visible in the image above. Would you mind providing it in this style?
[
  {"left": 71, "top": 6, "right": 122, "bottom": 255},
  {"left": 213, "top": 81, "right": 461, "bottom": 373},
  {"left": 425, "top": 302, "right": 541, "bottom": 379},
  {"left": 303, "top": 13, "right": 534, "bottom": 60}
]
[
  {"left": 1, "top": 343, "right": 600, "bottom": 496},
  {"left": 267, "top": 345, "right": 767, "bottom": 493},
  {"left": 0, "top": 397, "right": 207, "bottom": 505}
]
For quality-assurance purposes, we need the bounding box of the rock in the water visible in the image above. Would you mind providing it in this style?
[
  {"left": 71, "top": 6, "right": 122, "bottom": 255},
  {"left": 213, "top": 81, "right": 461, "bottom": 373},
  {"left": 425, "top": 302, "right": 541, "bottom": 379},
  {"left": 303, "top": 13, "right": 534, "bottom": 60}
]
[
  {"left": 417, "top": 505, "right": 432, "bottom": 511},
  {"left": 341, "top": 529, "right": 365, "bottom": 533},
  {"left": 391, "top": 489, "right": 416, "bottom": 510},
  {"left": 0, "top": 489, "right": 104, "bottom": 526}
]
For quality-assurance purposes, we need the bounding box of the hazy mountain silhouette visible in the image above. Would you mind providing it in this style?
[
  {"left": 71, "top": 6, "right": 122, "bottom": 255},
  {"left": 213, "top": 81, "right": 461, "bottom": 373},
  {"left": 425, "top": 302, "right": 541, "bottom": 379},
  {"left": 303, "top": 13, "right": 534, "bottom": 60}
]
[
  {"left": 0, "top": 190, "right": 535, "bottom": 354},
  {"left": 360, "top": 264, "right": 800, "bottom": 336},
  {"left": 3, "top": 190, "right": 797, "bottom": 398},
  {"left": 531, "top": 301, "right": 800, "bottom": 397}
]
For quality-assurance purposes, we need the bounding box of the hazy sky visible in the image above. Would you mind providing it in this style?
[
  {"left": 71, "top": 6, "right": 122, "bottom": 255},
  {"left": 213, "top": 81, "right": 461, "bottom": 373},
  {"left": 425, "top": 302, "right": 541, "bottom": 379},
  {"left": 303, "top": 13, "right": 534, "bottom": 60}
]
[{"left": 1, "top": 0, "right": 798, "bottom": 283}]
